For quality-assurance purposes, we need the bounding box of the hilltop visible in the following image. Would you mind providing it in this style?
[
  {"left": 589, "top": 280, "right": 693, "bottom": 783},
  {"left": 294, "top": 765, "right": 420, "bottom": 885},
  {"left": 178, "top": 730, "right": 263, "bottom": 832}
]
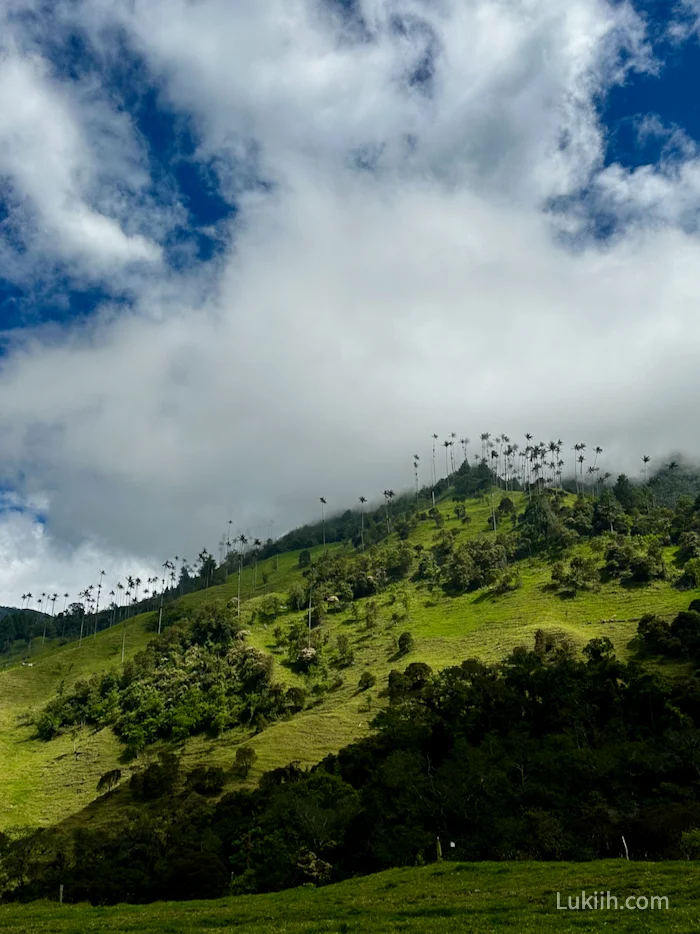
[
  {"left": 4, "top": 464, "right": 700, "bottom": 904},
  {"left": 0, "top": 486, "right": 694, "bottom": 830}
]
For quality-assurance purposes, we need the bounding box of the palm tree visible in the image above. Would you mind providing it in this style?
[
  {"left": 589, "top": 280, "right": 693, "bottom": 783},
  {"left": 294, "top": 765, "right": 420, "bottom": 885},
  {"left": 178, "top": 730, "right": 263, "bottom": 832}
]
[
  {"left": 572, "top": 443, "right": 581, "bottom": 493},
  {"left": 358, "top": 496, "right": 367, "bottom": 551},
  {"left": 489, "top": 450, "right": 498, "bottom": 530},
  {"left": 253, "top": 539, "right": 262, "bottom": 590},
  {"left": 413, "top": 456, "right": 420, "bottom": 502},
  {"left": 593, "top": 446, "right": 603, "bottom": 470},
  {"left": 78, "top": 589, "right": 89, "bottom": 647},
  {"left": 382, "top": 489, "right": 394, "bottom": 535},
  {"left": 642, "top": 455, "right": 651, "bottom": 484},
  {"left": 93, "top": 570, "right": 105, "bottom": 637},
  {"left": 319, "top": 497, "right": 327, "bottom": 549},
  {"left": 443, "top": 439, "right": 450, "bottom": 482},
  {"left": 237, "top": 534, "right": 248, "bottom": 619},
  {"left": 431, "top": 434, "right": 438, "bottom": 487},
  {"left": 108, "top": 591, "right": 116, "bottom": 627},
  {"left": 157, "top": 560, "right": 173, "bottom": 635}
]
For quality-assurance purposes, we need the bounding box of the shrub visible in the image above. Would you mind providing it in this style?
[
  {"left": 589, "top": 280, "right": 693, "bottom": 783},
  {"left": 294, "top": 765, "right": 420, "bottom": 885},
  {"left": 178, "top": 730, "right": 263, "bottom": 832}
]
[
  {"left": 187, "top": 765, "right": 225, "bottom": 795},
  {"left": 298, "top": 550, "right": 311, "bottom": 568},
  {"left": 358, "top": 671, "right": 376, "bottom": 691},
  {"left": 398, "top": 632, "right": 415, "bottom": 656},
  {"left": 96, "top": 768, "right": 122, "bottom": 795},
  {"left": 234, "top": 746, "right": 257, "bottom": 778}
]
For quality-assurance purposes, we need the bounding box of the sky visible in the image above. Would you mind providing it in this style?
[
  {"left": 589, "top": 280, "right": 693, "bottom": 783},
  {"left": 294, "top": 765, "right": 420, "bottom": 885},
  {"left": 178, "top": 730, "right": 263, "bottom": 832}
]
[{"left": 2, "top": 0, "right": 700, "bottom": 606}]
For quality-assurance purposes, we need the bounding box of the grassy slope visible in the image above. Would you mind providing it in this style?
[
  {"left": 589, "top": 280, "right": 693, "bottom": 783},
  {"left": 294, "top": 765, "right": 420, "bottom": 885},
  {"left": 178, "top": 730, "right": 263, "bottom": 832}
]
[
  {"left": 1, "top": 494, "right": 697, "bottom": 832},
  {"left": 1, "top": 861, "right": 699, "bottom": 933}
]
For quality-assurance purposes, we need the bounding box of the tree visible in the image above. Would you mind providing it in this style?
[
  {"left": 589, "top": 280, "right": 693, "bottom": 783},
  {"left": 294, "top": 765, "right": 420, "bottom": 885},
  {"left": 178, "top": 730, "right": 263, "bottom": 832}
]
[
  {"left": 319, "top": 497, "right": 327, "bottom": 549},
  {"left": 358, "top": 671, "right": 376, "bottom": 691},
  {"left": 359, "top": 496, "right": 367, "bottom": 551},
  {"left": 383, "top": 490, "right": 395, "bottom": 534},
  {"left": 397, "top": 632, "right": 414, "bottom": 655},
  {"left": 234, "top": 746, "right": 258, "bottom": 778},
  {"left": 298, "top": 549, "right": 311, "bottom": 568},
  {"left": 253, "top": 539, "right": 262, "bottom": 590}
]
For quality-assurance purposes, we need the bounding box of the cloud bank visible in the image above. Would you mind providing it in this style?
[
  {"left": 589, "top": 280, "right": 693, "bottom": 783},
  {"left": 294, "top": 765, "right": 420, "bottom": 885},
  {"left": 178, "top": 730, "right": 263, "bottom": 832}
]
[{"left": 0, "top": 0, "right": 699, "bottom": 603}]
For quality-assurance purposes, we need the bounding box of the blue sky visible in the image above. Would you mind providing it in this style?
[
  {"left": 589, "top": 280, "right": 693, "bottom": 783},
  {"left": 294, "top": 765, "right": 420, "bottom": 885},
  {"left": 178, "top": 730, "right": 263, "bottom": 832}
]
[
  {"left": 2, "top": 0, "right": 700, "bottom": 603},
  {"left": 1, "top": 0, "right": 698, "bottom": 334}
]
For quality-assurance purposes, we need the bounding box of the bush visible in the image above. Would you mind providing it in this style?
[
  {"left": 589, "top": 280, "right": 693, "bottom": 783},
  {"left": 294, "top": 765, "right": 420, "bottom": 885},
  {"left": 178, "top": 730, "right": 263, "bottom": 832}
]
[
  {"left": 186, "top": 765, "right": 225, "bottom": 795},
  {"left": 130, "top": 753, "right": 180, "bottom": 800},
  {"left": 234, "top": 746, "right": 257, "bottom": 778},
  {"left": 358, "top": 671, "right": 376, "bottom": 691},
  {"left": 298, "top": 550, "right": 311, "bottom": 568},
  {"left": 96, "top": 768, "right": 122, "bottom": 795},
  {"left": 398, "top": 632, "right": 415, "bottom": 656}
]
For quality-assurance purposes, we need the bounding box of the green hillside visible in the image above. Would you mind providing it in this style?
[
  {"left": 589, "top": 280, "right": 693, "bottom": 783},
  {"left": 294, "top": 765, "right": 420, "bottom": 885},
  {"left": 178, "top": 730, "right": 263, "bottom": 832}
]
[
  {"left": 1, "top": 860, "right": 697, "bottom": 933},
  {"left": 1, "top": 487, "right": 697, "bottom": 834}
]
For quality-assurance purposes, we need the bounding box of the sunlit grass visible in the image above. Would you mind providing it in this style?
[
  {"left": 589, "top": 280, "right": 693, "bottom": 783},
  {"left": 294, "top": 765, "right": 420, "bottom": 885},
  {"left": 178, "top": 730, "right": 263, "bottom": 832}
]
[
  {"left": 1, "top": 860, "right": 698, "bottom": 933},
  {"left": 1, "top": 491, "right": 696, "bottom": 832}
]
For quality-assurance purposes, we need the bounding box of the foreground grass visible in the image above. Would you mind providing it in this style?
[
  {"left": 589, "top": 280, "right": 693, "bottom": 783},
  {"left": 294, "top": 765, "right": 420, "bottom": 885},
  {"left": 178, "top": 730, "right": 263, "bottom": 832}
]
[{"left": 1, "top": 861, "right": 699, "bottom": 933}]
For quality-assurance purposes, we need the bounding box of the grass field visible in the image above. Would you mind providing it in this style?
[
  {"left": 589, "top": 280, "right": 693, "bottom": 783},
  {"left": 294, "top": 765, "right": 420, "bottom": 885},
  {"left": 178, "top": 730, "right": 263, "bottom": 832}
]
[
  {"left": 1, "top": 492, "right": 697, "bottom": 833},
  {"left": 1, "top": 861, "right": 698, "bottom": 932}
]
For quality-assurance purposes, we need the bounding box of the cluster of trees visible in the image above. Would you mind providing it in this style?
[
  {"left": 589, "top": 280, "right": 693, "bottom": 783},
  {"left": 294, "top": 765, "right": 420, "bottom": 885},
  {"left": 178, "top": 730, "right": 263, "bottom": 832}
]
[
  {"left": 34, "top": 602, "right": 298, "bottom": 755},
  {"left": 9, "top": 631, "right": 700, "bottom": 903},
  {"left": 638, "top": 600, "right": 700, "bottom": 660}
]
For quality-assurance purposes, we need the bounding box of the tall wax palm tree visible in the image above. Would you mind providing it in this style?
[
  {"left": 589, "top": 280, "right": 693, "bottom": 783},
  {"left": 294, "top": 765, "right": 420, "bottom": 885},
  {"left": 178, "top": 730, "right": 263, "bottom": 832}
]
[
  {"left": 572, "top": 444, "right": 581, "bottom": 493},
  {"left": 157, "top": 560, "right": 172, "bottom": 635},
  {"left": 93, "top": 570, "right": 105, "bottom": 637},
  {"left": 319, "top": 497, "right": 327, "bottom": 549},
  {"left": 121, "top": 595, "right": 129, "bottom": 664},
  {"left": 109, "top": 591, "right": 115, "bottom": 626},
  {"left": 382, "top": 490, "right": 393, "bottom": 535},
  {"left": 237, "top": 534, "right": 248, "bottom": 619},
  {"left": 78, "top": 589, "right": 89, "bottom": 647},
  {"left": 593, "top": 446, "right": 603, "bottom": 470},
  {"left": 443, "top": 439, "right": 450, "bottom": 482},
  {"left": 253, "top": 539, "right": 262, "bottom": 590},
  {"left": 450, "top": 433, "right": 457, "bottom": 474},
  {"left": 431, "top": 434, "right": 438, "bottom": 487},
  {"left": 359, "top": 496, "right": 367, "bottom": 551},
  {"left": 413, "top": 456, "right": 420, "bottom": 502},
  {"left": 642, "top": 455, "right": 651, "bottom": 484}
]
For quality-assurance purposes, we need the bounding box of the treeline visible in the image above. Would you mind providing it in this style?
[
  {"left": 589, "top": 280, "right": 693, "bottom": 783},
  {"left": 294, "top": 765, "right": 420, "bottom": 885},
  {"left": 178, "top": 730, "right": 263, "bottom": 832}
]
[
  {"left": 7, "top": 618, "right": 700, "bottom": 904},
  {"left": 34, "top": 603, "right": 297, "bottom": 755}
]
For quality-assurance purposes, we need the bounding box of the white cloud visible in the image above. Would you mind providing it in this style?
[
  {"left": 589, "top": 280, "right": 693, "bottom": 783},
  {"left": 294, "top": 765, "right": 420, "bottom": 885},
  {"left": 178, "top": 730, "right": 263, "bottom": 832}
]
[
  {"left": 0, "top": 39, "right": 163, "bottom": 276},
  {"left": 0, "top": 0, "right": 698, "bottom": 604}
]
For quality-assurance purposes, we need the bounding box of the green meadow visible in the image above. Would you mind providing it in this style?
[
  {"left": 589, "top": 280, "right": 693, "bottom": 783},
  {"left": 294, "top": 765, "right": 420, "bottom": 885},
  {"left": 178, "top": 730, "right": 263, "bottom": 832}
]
[
  {"left": 0, "top": 861, "right": 698, "bottom": 933},
  {"left": 0, "top": 493, "right": 696, "bottom": 834}
]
